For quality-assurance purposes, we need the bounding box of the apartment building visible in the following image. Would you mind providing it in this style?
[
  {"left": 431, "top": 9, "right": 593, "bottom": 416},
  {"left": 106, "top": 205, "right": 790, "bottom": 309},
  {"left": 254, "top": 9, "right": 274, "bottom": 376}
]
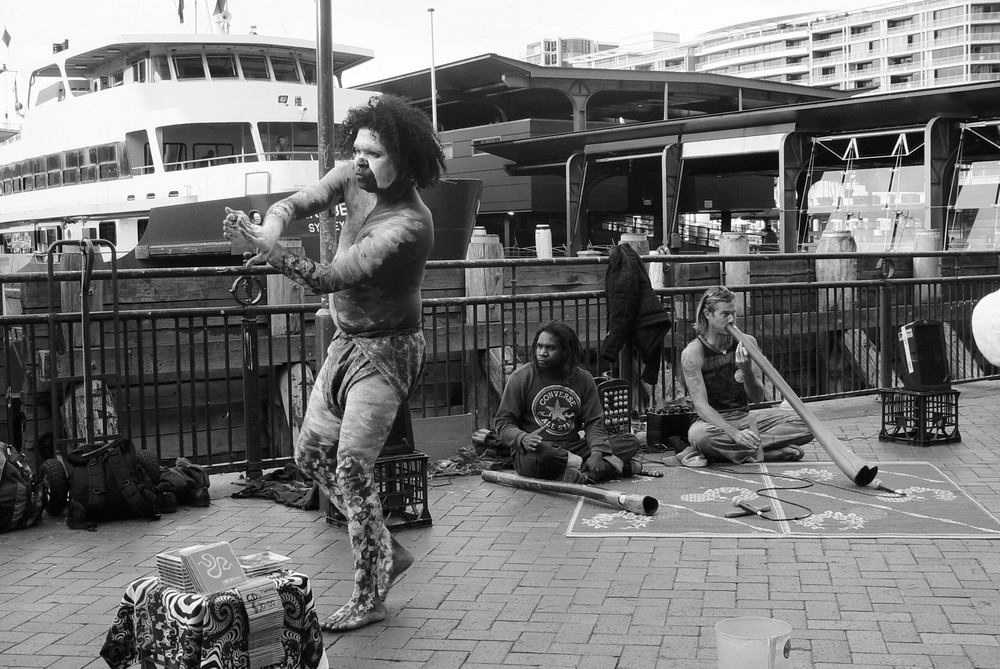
[
  {"left": 522, "top": 37, "right": 619, "bottom": 67},
  {"left": 556, "top": 0, "right": 1000, "bottom": 94}
]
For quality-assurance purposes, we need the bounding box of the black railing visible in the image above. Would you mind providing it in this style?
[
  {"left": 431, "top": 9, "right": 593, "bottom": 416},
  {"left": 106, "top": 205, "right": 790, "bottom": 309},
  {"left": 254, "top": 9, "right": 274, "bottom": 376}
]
[{"left": 0, "top": 250, "right": 996, "bottom": 476}]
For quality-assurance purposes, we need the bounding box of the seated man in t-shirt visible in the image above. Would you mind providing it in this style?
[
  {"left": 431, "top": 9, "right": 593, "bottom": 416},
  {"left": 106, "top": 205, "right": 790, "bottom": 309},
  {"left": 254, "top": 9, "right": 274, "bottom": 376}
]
[
  {"left": 678, "top": 286, "right": 813, "bottom": 467},
  {"left": 494, "top": 321, "right": 641, "bottom": 483}
]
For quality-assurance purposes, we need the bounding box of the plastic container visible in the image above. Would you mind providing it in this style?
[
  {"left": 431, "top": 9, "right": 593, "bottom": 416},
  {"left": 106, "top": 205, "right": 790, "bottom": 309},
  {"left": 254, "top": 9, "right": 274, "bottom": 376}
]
[{"left": 715, "top": 617, "right": 792, "bottom": 669}]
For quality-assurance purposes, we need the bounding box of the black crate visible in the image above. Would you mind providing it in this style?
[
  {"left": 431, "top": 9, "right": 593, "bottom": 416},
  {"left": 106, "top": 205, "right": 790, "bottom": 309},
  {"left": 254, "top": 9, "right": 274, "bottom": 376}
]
[
  {"left": 879, "top": 389, "right": 960, "bottom": 445},
  {"left": 326, "top": 451, "right": 431, "bottom": 531}
]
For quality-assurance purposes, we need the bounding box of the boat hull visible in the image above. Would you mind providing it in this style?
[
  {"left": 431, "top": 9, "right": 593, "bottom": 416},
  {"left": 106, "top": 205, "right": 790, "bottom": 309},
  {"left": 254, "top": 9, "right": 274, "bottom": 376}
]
[{"left": 126, "top": 178, "right": 482, "bottom": 266}]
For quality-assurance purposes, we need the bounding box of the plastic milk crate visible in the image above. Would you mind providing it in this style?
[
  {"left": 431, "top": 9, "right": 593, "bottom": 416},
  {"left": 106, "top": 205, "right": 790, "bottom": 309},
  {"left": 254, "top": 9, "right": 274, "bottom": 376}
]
[
  {"left": 878, "top": 388, "right": 961, "bottom": 445},
  {"left": 326, "top": 451, "right": 432, "bottom": 531}
]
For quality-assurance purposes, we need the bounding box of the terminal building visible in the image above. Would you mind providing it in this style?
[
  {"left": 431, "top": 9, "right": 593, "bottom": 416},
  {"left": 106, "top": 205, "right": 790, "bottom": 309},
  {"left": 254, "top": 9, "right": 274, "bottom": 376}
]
[{"left": 540, "top": 0, "right": 1000, "bottom": 96}]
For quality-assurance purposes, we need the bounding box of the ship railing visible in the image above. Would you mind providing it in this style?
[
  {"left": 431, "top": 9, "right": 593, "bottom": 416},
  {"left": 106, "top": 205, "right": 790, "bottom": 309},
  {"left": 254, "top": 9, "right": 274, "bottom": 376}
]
[{"left": 0, "top": 250, "right": 996, "bottom": 475}]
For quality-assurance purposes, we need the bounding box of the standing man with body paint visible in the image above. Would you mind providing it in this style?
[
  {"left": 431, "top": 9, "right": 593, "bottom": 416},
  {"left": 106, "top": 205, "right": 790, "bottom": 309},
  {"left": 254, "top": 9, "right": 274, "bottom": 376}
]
[{"left": 223, "top": 95, "right": 445, "bottom": 632}]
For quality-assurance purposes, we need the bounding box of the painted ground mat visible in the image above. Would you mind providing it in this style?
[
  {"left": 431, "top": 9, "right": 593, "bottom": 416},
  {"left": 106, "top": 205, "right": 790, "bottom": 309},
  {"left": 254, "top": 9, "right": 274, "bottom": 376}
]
[{"left": 566, "top": 461, "right": 1000, "bottom": 539}]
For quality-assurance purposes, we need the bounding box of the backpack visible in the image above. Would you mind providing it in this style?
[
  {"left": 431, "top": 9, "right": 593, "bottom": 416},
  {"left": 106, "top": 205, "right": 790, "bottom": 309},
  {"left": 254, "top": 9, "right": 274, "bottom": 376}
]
[
  {"left": 65, "top": 438, "right": 160, "bottom": 530},
  {"left": 0, "top": 443, "right": 47, "bottom": 533}
]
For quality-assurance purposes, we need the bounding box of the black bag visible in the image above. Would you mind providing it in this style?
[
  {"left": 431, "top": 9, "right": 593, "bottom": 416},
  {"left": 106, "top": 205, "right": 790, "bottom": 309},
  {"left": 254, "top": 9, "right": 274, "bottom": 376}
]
[
  {"left": 0, "top": 443, "right": 47, "bottom": 532},
  {"left": 65, "top": 438, "right": 160, "bottom": 530}
]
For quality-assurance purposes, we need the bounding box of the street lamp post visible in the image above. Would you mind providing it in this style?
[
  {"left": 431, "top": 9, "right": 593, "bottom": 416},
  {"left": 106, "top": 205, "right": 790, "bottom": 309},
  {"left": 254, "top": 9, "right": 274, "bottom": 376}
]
[{"left": 427, "top": 8, "right": 438, "bottom": 131}]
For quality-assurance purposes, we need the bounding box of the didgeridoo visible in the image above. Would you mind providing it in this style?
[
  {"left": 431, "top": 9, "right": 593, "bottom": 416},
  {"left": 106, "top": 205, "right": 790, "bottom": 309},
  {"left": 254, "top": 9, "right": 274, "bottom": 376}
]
[
  {"left": 727, "top": 323, "right": 878, "bottom": 487},
  {"left": 481, "top": 470, "right": 658, "bottom": 515}
]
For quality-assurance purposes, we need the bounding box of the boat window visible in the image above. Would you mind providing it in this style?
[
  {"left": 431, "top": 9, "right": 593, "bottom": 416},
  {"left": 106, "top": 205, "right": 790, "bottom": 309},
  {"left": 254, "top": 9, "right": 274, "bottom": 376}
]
[
  {"left": 11, "top": 164, "right": 21, "bottom": 193},
  {"left": 35, "top": 227, "right": 61, "bottom": 253},
  {"left": 193, "top": 143, "right": 234, "bottom": 167},
  {"left": 21, "top": 160, "right": 33, "bottom": 191},
  {"left": 33, "top": 157, "right": 46, "bottom": 190},
  {"left": 300, "top": 59, "right": 316, "bottom": 84},
  {"left": 111, "top": 70, "right": 125, "bottom": 87},
  {"left": 152, "top": 55, "right": 172, "bottom": 81},
  {"left": 63, "top": 149, "right": 82, "bottom": 184},
  {"left": 132, "top": 59, "right": 147, "bottom": 84},
  {"left": 137, "top": 218, "right": 149, "bottom": 241},
  {"left": 98, "top": 144, "right": 119, "bottom": 180},
  {"left": 239, "top": 54, "right": 269, "bottom": 80},
  {"left": 163, "top": 143, "right": 186, "bottom": 171},
  {"left": 173, "top": 55, "right": 206, "bottom": 80},
  {"left": 271, "top": 57, "right": 299, "bottom": 82},
  {"left": 257, "top": 122, "right": 318, "bottom": 160},
  {"left": 98, "top": 221, "right": 117, "bottom": 246},
  {"left": 207, "top": 54, "right": 238, "bottom": 79}
]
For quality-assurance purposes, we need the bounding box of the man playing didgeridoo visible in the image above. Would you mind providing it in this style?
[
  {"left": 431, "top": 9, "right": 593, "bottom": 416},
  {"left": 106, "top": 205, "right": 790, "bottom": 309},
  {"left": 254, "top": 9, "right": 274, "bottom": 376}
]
[
  {"left": 677, "top": 286, "right": 813, "bottom": 467},
  {"left": 222, "top": 95, "right": 444, "bottom": 632},
  {"left": 494, "top": 321, "right": 643, "bottom": 483}
]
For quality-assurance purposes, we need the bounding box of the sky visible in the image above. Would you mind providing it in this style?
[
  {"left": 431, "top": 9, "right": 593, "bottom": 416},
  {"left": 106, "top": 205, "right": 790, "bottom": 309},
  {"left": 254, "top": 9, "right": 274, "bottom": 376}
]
[{"left": 0, "top": 0, "right": 878, "bottom": 123}]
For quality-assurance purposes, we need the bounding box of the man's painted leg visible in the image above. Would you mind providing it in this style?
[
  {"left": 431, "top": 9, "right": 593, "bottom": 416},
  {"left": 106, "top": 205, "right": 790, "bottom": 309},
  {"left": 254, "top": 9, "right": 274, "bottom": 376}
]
[{"left": 320, "top": 456, "right": 386, "bottom": 633}]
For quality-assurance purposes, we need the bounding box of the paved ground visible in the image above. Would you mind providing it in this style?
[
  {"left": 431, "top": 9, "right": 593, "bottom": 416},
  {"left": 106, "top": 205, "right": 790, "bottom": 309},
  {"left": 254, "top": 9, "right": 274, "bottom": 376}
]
[{"left": 1, "top": 380, "right": 999, "bottom": 669}]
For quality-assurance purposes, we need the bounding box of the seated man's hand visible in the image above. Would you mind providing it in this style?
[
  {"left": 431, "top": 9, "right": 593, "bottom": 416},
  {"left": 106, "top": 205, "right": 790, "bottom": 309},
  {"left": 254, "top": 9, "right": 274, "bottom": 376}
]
[
  {"left": 521, "top": 431, "right": 542, "bottom": 452},
  {"left": 584, "top": 452, "right": 613, "bottom": 482}
]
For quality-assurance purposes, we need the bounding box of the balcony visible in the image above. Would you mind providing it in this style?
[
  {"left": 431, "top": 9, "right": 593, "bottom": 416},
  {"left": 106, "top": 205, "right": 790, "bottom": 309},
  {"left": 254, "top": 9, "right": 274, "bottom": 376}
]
[{"left": 887, "top": 59, "right": 923, "bottom": 72}]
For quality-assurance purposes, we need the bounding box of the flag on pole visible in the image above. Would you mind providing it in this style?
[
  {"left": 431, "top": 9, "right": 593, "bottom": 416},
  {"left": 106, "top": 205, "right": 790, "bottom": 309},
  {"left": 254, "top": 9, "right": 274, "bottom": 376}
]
[
  {"left": 178, "top": 0, "right": 185, "bottom": 23},
  {"left": 2, "top": 28, "right": 11, "bottom": 48}
]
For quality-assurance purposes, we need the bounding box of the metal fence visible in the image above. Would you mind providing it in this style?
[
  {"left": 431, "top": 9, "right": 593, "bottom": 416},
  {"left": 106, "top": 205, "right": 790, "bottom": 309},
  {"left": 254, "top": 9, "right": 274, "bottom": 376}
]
[{"left": 1, "top": 250, "right": 997, "bottom": 475}]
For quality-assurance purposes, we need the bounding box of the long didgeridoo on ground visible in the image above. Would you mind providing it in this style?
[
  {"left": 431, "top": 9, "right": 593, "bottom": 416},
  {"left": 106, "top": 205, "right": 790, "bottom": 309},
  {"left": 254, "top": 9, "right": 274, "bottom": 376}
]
[
  {"left": 726, "top": 323, "right": 878, "bottom": 487},
  {"left": 481, "top": 470, "right": 659, "bottom": 515}
]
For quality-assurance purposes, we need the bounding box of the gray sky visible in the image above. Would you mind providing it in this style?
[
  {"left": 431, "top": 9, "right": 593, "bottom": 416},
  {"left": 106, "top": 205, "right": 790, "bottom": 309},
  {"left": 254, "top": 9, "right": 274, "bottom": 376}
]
[{"left": 1, "top": 0, "right": 878, "bottom": 118}]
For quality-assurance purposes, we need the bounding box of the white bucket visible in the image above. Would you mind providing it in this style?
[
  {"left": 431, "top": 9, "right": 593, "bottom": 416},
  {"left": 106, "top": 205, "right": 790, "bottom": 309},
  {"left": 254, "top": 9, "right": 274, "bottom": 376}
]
[{"left": 715, "top": 617, "right": 792, "bottom": 669}]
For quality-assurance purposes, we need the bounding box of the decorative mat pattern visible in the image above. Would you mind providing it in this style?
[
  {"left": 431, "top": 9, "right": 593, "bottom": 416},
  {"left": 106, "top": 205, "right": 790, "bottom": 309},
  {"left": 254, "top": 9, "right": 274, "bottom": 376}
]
[{"left": 566, "top": 462, "right": 1000, "bottom": 539}]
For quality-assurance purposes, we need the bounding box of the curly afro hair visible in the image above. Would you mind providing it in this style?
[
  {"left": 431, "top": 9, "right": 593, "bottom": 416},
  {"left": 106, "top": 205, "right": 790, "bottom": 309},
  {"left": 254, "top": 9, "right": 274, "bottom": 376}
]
[{"left": 336, "top": 94, "right": 446, "bottom": 189}]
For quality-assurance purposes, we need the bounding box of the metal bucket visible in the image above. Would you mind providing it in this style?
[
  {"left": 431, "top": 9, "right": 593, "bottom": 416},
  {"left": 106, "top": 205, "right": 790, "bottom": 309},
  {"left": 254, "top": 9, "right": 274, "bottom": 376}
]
[{"left": 715, "top": 617, "right": 792, "bottom": 669}]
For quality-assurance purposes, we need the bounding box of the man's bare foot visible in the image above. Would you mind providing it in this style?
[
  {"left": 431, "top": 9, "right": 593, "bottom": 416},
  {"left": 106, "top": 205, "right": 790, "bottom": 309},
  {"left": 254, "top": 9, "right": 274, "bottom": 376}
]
[
  {"left": 378, "top": 537, "right": 414, "bottom": 601},
  {"left": 320, "top": 599, "right": 386, "bottom": 633}
]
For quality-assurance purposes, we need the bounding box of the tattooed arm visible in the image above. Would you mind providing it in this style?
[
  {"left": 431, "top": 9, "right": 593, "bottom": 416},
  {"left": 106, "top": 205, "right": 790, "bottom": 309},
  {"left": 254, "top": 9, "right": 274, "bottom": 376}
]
[{"left": 681, "top": 340, "right": 740, "bottom": 440}]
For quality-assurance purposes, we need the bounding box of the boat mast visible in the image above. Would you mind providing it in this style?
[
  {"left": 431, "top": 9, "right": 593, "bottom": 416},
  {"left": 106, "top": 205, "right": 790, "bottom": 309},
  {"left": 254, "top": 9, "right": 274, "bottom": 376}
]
[{"left": 315, "top": 0, "right": 336, "bottom": 360}]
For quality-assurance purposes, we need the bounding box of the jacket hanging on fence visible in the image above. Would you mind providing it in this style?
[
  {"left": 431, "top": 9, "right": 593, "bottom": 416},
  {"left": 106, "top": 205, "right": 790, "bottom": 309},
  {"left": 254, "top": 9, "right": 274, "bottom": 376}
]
[{"left": 601, "top": 242, "right": 672, "bottom": 385}]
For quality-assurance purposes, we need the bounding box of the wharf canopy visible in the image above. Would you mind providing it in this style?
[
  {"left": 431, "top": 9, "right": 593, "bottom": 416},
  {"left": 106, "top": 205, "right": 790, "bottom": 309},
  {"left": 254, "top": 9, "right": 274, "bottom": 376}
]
[
  {"left": 474, "top": 79, "right": 1000, "bottom": 255},
  {"left": 354, "top": 53, "right": 847, "bottom": 255},
  {"left": 358, "top": 55, "right": 1000, "bottom": 256}
]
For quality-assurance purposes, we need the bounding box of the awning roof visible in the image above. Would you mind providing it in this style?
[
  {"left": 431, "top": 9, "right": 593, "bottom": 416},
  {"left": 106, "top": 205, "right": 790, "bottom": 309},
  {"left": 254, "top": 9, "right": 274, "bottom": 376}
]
[
  {"left": 355, "top": 53, "right": 849, "bottom": 127},
  {"left": 478, "top": 81, "right": 1000, "bottom": 168}
]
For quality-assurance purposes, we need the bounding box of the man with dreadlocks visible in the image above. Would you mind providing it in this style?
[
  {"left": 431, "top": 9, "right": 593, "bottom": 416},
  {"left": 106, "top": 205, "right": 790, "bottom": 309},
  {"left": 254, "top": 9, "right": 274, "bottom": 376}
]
[
  {"left": 494, "top": 322, "right": 642, "bottom": 483},
  {"left": 223, "top": 94, "right": 444, "bottom": 632}
]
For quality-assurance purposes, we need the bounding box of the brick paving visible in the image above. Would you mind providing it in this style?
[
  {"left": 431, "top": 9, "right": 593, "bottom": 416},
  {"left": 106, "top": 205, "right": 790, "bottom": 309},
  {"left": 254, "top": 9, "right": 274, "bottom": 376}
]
[{"left": 1, "top": 381, "right": 999, "bottom": 668}]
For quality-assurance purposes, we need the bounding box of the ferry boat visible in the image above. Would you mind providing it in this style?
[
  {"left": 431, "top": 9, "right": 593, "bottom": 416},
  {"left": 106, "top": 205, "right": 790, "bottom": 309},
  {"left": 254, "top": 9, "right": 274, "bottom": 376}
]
[{"left": 0, "top": 33, "right": 481, "bottom": 266}]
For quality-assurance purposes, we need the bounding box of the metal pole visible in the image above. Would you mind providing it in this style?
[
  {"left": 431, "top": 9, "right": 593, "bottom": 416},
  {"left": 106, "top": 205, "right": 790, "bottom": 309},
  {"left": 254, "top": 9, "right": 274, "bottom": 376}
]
[
  {"left": 428, "top": 8, "right": 438, "bottom": 131},
  {"left": 315, "top": 0, "right": 336, "bottom": 366}
]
